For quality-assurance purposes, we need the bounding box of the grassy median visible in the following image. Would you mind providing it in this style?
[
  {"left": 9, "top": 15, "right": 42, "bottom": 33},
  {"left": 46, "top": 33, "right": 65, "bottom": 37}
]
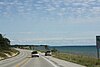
[{"left": 52, "top": 52, "right": 100, "bottom": 67}]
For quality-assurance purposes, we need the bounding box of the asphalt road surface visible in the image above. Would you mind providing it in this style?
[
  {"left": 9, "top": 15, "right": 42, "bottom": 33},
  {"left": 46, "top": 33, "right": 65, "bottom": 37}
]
[
  {"left": 0, "top": 49, "right": 85, "bottom": 67},
  {"left": 0, "top": 49, "right": 57, "bottom": 67}
]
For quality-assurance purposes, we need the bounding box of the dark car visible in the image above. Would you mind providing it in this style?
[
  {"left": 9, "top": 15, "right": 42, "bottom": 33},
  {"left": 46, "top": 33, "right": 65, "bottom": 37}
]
[
  {"left": 45, "top": 51, "right": 52, "bottom": 56},
  {"left": 31, "top": 51, "right": 39, "bottom": 57}
]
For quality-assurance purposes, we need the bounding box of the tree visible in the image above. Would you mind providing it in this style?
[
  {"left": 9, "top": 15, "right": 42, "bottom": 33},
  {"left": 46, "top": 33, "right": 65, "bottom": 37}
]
[
  {"left": 0, "top": 34, "right": 4, "bottom": 50},
  {"left": 44, "top": 45, "right": 49, "bottom": 50},
  {"left": 0, "top": 34, "right": 11, "bottom": 50},
  {"left": 4, "top": 38, "right": 10, "bottom": 49},
  {"left": 0, "top": 34, "right": 3, "bottom": 40},
  {"left": 51, "top": 48, "right": 58, "bottom": 52}
]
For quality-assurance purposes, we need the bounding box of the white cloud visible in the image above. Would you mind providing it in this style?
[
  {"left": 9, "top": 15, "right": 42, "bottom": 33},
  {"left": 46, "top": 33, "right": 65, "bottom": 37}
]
[
  {"left": 45, "top": 7, "right": 56, "bottom": 11},
  {"left": 91, "top": 7, "right": 100, "bottom": 14},
  {"left": 0, "top": 2, "right": 5, "bottom": 5},
  {"left": 43, "top": 0, "right": 50, "bottom": 2},
  {"left": 0, "top": 0, "right": 100, "bottom": 17},
  {"left": 11, "top": 37, "right": 95, "bottom": 45},
  {"left": 18, "top": 32, "right": 35, "bottom": 34},
  {"left": 37, "top": 1, "right": 43, "bottom": 4}
]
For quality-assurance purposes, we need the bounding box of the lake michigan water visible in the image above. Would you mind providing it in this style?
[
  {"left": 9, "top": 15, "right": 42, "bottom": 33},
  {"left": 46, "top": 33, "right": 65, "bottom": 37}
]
[{"left": 50, "top": 46, "right": 98, "bottom": 57}]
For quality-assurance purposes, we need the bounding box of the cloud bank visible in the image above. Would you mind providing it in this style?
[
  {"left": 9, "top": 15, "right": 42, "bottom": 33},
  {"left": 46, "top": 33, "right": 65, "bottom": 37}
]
[{"left": 0, "top": 0, "right": 100, "bottom": 17}]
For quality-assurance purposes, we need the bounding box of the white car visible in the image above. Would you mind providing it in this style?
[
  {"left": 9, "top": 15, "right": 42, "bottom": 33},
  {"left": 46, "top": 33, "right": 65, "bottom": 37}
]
[{"left": 31, "top": 51, "right": 39, "bottom": 57}]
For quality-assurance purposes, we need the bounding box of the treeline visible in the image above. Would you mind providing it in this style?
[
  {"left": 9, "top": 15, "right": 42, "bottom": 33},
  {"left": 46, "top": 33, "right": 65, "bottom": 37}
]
[
  {"left": 0, "top": 34, "right": 10, "bottom": 51},
  {"left": 11, "top": 44, "right": 49, "bottom": 50}
]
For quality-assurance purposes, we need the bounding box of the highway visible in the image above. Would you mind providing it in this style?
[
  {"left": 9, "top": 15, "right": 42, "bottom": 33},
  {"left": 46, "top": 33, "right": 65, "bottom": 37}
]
[
  {"left": 0, "top": 49, "right": 57, "bottom": 67},
  {"left": 0, "top": 49, "right": 85, "bottom": 67}
]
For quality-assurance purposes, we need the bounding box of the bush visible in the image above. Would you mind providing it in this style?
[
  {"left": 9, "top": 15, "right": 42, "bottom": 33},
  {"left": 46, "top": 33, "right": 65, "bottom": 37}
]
[
  {"left": 0, "top": 48, "right": 19, "bottom": 61},
  {"left": 10, "top": 49, "right": 19, "bottom": 53},
  {"left": 51, "top": 48, "right": 58, "bottom": 52},
  {"left": 0, "top": 52, "right": 7, "bottom": 58}
]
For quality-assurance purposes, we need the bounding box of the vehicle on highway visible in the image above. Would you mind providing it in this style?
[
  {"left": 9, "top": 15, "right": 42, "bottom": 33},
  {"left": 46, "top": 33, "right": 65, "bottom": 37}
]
[
  {"left": 31, "top": 51, "right": 39, "bottom": 57},
  {"left": 45, "top": 50, "right": 52, "bottom": 56}
]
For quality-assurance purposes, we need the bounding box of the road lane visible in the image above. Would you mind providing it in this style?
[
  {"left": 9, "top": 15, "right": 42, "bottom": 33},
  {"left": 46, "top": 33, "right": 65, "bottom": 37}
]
[
  {"left": 0, "top": 49, "right": 58, "bottom": 67},
  {"left": 0, "top": 49, "right": 85, "bottom": 67},
  {"left": 0, "top": 49, "right": 31, "bottom": 67},
  {"left": 22, "top": 56, "right": 56, "bottom": 67}
]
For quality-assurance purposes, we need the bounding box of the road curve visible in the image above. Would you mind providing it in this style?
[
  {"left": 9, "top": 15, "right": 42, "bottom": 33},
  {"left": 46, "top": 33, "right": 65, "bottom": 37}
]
[
  {"left": 0, "top": 49, "right": 85, "bottom": 67},
  {"left": 0, "top": 49, "right": 30, "bottom": 67},
  {"left": 0, "top": 49, "right": 57, "bottom": 67}
]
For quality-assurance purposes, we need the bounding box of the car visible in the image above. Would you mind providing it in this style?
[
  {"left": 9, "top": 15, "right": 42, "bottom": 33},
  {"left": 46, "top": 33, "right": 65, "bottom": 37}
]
[
  {"left": 45, "top": 51, "right": 52, "bottom": 56},
  {"left": 31, "top": 51, "right": 39, "bottom": 57}
]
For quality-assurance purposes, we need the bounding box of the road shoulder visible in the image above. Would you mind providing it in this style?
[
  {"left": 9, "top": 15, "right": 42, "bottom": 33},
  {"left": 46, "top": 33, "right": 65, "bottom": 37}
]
[{"left": 45, "top": 56, "right": 86, "bottom": 67}]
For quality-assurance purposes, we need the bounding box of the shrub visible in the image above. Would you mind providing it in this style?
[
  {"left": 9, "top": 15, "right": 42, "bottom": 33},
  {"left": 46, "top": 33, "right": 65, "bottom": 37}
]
[{"left": 0, "top": 52, "right": 7, "bottom": 58}]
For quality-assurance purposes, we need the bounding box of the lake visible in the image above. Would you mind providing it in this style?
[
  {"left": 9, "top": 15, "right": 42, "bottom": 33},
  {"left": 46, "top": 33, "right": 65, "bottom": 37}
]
[{"left": 50, "top": 46, "right": 98, "bottom": 57}]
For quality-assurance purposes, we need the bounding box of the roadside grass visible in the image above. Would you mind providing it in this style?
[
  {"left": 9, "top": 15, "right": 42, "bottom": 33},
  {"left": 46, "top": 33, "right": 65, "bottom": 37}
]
[
  {"left": 0, "top": 52, "right": 7, "bottom": 58},
  {"left": 0, "top": 48, "right": 19, "bottom": 60},
  {"left": 38, "top": 50, "right": 45, "bottom": 53},
  {"left": 52, "top": 52, "right": 100, "bottom": 67},
  {"left": 9, "top": 48, "right": 20, "bottom": 56}
]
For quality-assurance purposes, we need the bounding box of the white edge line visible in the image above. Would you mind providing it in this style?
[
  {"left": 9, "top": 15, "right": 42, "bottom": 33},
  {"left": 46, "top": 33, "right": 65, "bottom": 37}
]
[{"left": 41, "top": 56, "right": 58, "bottom": 67}]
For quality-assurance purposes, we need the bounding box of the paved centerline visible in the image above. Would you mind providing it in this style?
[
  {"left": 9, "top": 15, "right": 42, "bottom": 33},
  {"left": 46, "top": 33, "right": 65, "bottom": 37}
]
[{"left": 16, "top": 57, "right": 30, "bottom": 67}]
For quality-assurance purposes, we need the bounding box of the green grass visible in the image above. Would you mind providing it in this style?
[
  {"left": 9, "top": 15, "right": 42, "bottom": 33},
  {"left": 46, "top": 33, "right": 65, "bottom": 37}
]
[{"left": 53, "top": 52, "right": 100, "bottom": 67}]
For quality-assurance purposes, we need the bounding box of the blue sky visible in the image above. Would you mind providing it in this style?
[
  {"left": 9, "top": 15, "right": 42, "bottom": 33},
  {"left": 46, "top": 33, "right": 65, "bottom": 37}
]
[{"left": 0, "top": 0, "right": 100, "bottom": 46}]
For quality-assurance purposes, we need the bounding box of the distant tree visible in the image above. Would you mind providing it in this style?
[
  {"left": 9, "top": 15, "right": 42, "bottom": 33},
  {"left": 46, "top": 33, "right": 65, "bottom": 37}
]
[
  {"left": 44, "top": 45, "right": 49, "bottom": 50},
  {"left": 29, "top": 45, "right": 34, "bottom": 50},
  {"left": 51, "top": 48, "right": 58, "bottom": 52},
  {"left": 0, "top": 34, "right": 11, "bottom": 50},
  {"left": 0, "top": 34, "right": 3, "bottom": 40},
  {"left": 4, "top": 38, "right": 10, "bottom": 49},
  {"left": 0, "top": 34, "right": 3, "bottom": 50}
]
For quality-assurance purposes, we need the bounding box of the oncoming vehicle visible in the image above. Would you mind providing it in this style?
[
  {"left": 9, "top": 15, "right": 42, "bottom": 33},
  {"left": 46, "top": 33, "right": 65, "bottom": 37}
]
[
  {"left": 45, "top": 51, "right": 52, "bottom": 56},
  {"left": 31, "top": 51, "right": 39, "bottom": 57}
]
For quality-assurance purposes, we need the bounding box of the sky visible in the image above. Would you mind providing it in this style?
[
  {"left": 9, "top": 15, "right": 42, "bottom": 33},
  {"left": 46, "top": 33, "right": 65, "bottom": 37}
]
[{"left": 0, "top": 0, "right": 100, "bottom": 46}]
